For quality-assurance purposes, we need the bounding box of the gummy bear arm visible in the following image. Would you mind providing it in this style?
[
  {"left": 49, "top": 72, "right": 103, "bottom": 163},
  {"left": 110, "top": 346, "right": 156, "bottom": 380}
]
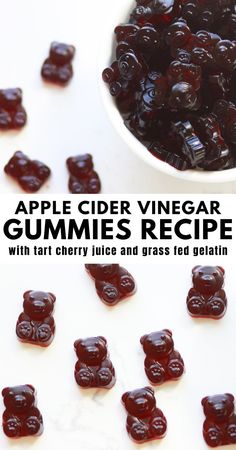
[
  {"left": 117, "top": 266, "right": 130, "bottom": 277},
  {"left": 150, "top": 408, "right": 166, "bottom": 420},
  {"left": 3, "top": 410, "right": 16, "bottom": 421},
  {"left": 169, "top": 349, "right": 184, "bottom": 364},
  {"left": 18, "top": 312, "right": 31, "bottom": 322},
  {"left": 75, "top": 361, "right": 90, "bottom": 371},
  {"left": 42, "top": 316, "right": 55, "bottom": 327},
  {"left": 203, "top": 419, "right": 222, "bottom": 432},
  {"left": 27, "top": 407, "right": 42, "bottom": 419},
  {"left": 100, "top": 358, "right": 115, "bottom": 372},
  {"left": 126, "top": 414, "right": 142, "bottom": 429},
  {"left": 187, "top": 287, "right": 200, "bottom": 299},
  {"left": 214, "top": 289, "right": 227, "bottom": 302},
  {"left": 144, "top": 356, "right": 166, "bottom": 368},
  {"left": 228, "top": 414, "right": 236, "bottom": 425}
]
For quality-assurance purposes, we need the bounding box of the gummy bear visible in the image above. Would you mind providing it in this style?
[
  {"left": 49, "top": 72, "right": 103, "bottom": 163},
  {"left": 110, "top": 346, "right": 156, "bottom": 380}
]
[
  {"left": 16, "top": 291, "right": 56, "bottom": 347},
  {"left": 213, "top": 99, "right": 236, "bottom": 145},
  {"left": 2, "top": 385, "right": 43, "bottom": 438},
  {"left": 187, "top": 266, "right": 227, "bottom": 319},
  {"left": 41, "top": 42, "right": 75, "bottom": 85},
  {"left": 130, "top": 0, "right": 181, "bottom": 26},
  {"left": 0, "top": 89, "right": 27, "bottom": 130},
  {"left": 192, "top": 114, "right": 230, "bottom": 170},
  {"left": 4, "top": 151, "right": 51, "bottom": 192},
  {"left": 122, "top": 387, "right": 167, "bottom": 443},
  {"left": 171, "top": 121, "right": 206, "bottom": 165},
  {"left": 182, "top": 0, "right": 233, "bottom": 30},
  {"left": 149, "top": 141, "right": 191, "bottom": 170},
  {"left": 141, "top": 330, "right": 184, "bottom": 385},
  {"left": 74, "top": 336, "right": 116, "bottom": 388},
  {"left": 167, "top": 60, "right": 202, "bottom": 91},
  {"left": 67, "top": 154, "right": 101, "bottom": 194},
  {"left": 85, "top": 264, "right": 136, "bottom": 306},
  {"left": 213, "top": 39, "right": 236, "bottom": 72},
  {"left": 202, "top": 393, "right": 236, "bottom": 447}
]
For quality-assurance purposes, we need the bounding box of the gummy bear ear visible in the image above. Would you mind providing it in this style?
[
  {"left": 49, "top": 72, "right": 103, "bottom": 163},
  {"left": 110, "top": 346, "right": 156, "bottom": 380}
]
[
  {"left": 225, "top": 393, "right": 234, "bottom": 402},
  {"left": 1, "top": 387, "right": 10, "bottom": 397},
  {"left": 74, "top": 339, "right": 82, "bottom": 349},
  {"left": 23, "top": 290, "right": 32, "bottom": 299},
  {"left": 122, "top": 392, "right": 130, "bottom": 404},
  {"left": 201, "top": 396, "right": 208, "bottom": 406},
  {"left": 217, "top": 266, "right": 225, "bottom": 275},
  {"left": 145, "top": 386, "right": 154, "bottom": 395},
  {"left": 98, "top": 336, "right": 107, "bottom": 344},
  {"left": 163, "top": 329, "right": 172, "bottom": 336},
  {"left": 26, "top": 384, "right": 35, "bottom": 393},
  {"left": 49, "top": 293, "right": 56, "bottom": 303},
  {"left": 192, "top": 266, "right": 201, "bottom": 274},
  {"left": 140, "top": 335, "right": 147, "bottom": 345}
]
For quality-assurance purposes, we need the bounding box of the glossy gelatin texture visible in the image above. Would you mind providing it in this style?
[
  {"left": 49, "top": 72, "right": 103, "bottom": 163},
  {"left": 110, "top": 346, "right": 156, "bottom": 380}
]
[
  {"left": 103, "top": 0, "right": 236, "bottom": 171},
  {"left": 141, "top": 329, "right": 184, "bottom": 385},
  {"left": 41, "top": 42, "right": 75, "bottom": 85},
  {"left": 67, "top": 154, "right": 101, "bottom": 194},
  {"left": 187, "top": 266, "right": 227, "bottom": 319},
  {"left": 202, "top": 394, "right": 236, "bottom": 447},
  {"left": 85, "top": 264, "right": 136, "bottom": 306},
  {"left": 2, "top": 385, "right": 43, "bottom": 438},
  {"left": 74, "top": 336, "right": 116, "bottom": 388},
  {"left": 4, "top": 151, "right": 51, "bottom": 192},
  {"left": 0, "top": 88, "right": 27, "bottom": 129},
  {"left": 16, "top": 291, "right": 56, "bottom": 347},
  {"left": 122, "top": 387, "right": 167, "bottom": 443}
]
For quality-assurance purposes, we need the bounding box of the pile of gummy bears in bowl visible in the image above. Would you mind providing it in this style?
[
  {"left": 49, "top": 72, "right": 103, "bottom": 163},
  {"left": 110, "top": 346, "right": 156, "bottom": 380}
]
[{"left": 102, "top": 0, "right": 236, "bottom": 172}]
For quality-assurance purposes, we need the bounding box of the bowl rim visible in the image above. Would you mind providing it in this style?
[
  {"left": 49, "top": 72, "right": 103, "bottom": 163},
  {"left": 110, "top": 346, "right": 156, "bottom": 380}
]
[{"left": 98, "top": 26, "right": 236, "bottom": 184}]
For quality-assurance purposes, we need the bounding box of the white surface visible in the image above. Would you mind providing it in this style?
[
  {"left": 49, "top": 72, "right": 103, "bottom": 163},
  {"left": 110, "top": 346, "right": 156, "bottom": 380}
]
[
  {"left": 0, "top": 0, "right": 236, "bottom": 192},
  {"left": 0, "top": 263, "right": 236, "bottom": 450}
]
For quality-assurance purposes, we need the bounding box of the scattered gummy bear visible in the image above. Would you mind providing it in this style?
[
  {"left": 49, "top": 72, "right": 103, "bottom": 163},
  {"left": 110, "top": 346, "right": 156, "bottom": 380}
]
[
  {"left": 202, "top": 393, "right": 236, "bottom": 447},
  {"left": 187, "top": 266, "right": 227, "bottom": 319},
  {"left": 41, "top": 42, "right": 75, "bottom": 85},
  {"left": 85, "top": 264, "right": 136, "bottom": 306},
  {"left": 122, "top": 387, "right": 167, "bottom": 443},
  {"left": 0, "top": 89, "right": 27, "bottom": 130},
  {"left": 103, "top": 0, "right": 236, "bottom": 170},
  {"left": 4, "top": 151, "right": 51, "bottom": 192},
  {"left": 66, "top": 154, "right": 101, "bottom": 194},
  {"left": 2, "top": 385, "right": 43, "bottom": 438},
  {"left": 74, "top": 336, "right": 116, "bottom": 388},
  {"left": 16, "top": 290, "right": 56, "bottom": 347},
  {"left": 141, "top": 329, "right": 184, "bottom": 385}
]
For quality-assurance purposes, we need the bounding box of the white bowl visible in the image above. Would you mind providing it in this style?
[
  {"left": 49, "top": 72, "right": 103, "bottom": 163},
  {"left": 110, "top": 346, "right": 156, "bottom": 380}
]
[{"left": 98, "top": 0, "right": 236, "bottom": 183}]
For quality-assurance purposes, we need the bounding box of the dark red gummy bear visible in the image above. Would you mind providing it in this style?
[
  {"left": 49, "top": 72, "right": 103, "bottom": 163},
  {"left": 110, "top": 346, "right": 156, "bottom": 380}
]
[
  {"left": 187, "top": 266, "right": 227, "bottom": 319},
  {"left": 2, "top": 385, "right": 43, "bottom": 438},
  {"left": 4, "top": 151, "right": 51, "bottom": 192},
  {"left": 67, "top": 154, "right": 101, "bottom": 194},
  {"left": 141, "top": 329, "right": 184, "bottom": 385},
  {"left": 0, "top": 88, "right": 27, "bottom": 129},
  {"left": 41, "top": 42, "right": 75, "bottom": 85},
  {"left": 85, "top": 264, "right": 136, "bottom": 306},
  {"left": 16, "top": 291, "right": 56, "bottom": 347},
  {"left": 202, "top": 393, "right": 236, "bottom": 447},
  {"left": 122, "top": 387, "right": 167, "bottom": 443},
  {"left": 74, "top": 336, "right": 116, "bottom": 388}
]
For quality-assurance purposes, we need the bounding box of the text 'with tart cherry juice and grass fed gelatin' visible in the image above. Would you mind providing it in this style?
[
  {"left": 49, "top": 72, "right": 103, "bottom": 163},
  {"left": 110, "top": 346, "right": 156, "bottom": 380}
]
[{"left": 0, "top": 195, "right": 234, "bottom": 263}]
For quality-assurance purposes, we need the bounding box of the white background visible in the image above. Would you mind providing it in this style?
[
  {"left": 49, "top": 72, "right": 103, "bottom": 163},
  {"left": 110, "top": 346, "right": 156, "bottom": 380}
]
[
  {"left": 0, "top": 0, "right": 236, "bottom": 194},
  {"left": 0, "top": 263, "right": 236, "bottom": 450}
]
